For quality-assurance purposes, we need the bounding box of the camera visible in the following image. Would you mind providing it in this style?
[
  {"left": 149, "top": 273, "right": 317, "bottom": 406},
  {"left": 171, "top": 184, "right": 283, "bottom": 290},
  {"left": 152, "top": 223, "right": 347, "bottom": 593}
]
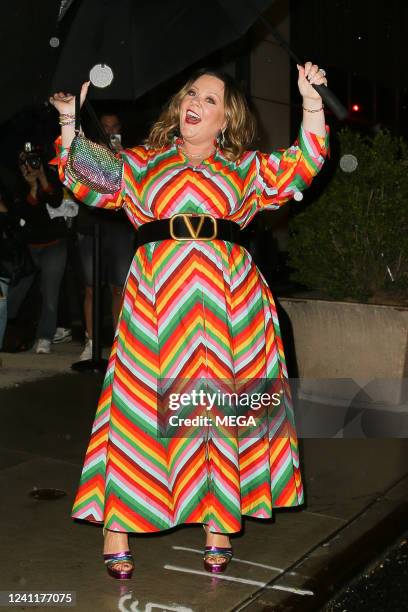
[{"left": 20, "top": 142, "right": 42, "bottom": 170}]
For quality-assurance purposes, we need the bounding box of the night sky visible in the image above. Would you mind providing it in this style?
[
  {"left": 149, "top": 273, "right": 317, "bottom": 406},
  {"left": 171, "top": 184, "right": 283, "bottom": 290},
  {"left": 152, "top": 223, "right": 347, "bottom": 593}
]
[{"left": 0, "top": 0, "right": 407, "bottom": 195}]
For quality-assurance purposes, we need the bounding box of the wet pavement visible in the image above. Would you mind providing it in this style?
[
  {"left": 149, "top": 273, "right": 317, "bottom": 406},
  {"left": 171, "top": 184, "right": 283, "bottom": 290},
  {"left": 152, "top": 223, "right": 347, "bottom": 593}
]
[
  {"left": 0, "top": 344, "right": 408, "bottom": 611},
  {"left": 324, "top": 533, "right": 408, "bottom": 612}
]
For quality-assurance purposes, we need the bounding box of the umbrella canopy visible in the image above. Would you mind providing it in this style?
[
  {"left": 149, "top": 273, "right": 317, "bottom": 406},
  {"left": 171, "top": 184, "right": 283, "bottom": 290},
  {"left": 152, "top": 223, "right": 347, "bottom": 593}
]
[
  {"left": 0, "top": 0, "right": 274, "bottom": 125},
  {"left": 52, "top": 0, "right": 275, "bottom": 99}
]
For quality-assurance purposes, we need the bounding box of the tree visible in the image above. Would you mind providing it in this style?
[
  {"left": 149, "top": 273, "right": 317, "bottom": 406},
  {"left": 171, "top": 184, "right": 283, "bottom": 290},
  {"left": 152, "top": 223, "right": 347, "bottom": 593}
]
[{"left": 288, "top": 129, "right": 408, "bottom": 302}]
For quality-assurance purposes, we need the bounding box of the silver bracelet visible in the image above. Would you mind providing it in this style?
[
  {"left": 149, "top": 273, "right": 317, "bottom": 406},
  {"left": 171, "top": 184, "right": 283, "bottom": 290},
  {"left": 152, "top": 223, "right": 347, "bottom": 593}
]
[{"left": 302, "top": 105, "right": 324, "bottom": 113}]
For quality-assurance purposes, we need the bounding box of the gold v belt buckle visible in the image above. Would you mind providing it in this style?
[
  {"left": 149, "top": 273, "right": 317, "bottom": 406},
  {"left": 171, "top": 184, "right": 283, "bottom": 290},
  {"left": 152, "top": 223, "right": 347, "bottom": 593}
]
[{"left": 169, "top": 214, "right": 217, "bottom": 240}]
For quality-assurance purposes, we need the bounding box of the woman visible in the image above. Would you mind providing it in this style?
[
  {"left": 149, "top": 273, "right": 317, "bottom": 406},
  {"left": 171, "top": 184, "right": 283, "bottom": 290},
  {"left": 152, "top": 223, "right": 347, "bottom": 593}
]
[
  {"left": 8, "top": 149, "right": 67, "bottom": 354},
  {"left": 51, "top": 61, "right": 329, "bottom": 580}
]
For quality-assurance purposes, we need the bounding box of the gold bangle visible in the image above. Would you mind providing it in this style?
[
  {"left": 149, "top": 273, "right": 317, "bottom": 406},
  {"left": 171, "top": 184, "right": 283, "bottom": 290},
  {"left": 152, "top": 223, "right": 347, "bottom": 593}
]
[
  {"left": 302, "top": 105, "right": 324, "bottom": 113},
  {"left": 59, "top": 120, "right": 75, "bottom": 126}
]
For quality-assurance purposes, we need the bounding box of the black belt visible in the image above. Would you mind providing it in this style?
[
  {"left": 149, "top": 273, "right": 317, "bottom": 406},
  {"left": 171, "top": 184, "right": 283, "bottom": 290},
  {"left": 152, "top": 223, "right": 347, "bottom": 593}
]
[{"left": 137, "top": 214, "right": 244, "bottom": 247}]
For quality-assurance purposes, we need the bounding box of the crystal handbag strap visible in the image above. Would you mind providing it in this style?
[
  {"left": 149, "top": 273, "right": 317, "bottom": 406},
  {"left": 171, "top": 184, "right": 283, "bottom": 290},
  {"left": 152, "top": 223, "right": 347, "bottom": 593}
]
[
  {"left": 77, "top": 95, "right": 116, "bottom": 152},
  {"left": 74, "top": 93, "right": 81, "bottom": 136}
]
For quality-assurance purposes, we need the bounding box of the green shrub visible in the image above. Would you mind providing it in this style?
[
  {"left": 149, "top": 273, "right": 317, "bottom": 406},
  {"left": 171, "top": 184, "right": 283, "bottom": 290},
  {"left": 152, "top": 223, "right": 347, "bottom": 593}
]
[{"left": 288, "top": 129, "right": 408, "bottom": 302}]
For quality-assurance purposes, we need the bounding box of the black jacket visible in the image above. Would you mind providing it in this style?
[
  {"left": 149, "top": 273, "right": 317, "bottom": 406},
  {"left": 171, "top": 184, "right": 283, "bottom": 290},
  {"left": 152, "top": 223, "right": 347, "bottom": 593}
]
[
  {"left": 0, "top": 209, "right": 35, "bottom": 284},
  {"left": 13, "top": 170, "right": 67, "bottom": 244}
]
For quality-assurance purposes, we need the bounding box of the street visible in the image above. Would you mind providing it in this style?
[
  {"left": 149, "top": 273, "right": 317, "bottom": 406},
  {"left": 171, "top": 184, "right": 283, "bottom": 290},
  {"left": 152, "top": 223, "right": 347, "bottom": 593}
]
[
  {"left": 0, "top": 349, "right": 408, "bottom": 611},
  {"left": 325, "top": 533, "right": 408, "bottom": 612}
]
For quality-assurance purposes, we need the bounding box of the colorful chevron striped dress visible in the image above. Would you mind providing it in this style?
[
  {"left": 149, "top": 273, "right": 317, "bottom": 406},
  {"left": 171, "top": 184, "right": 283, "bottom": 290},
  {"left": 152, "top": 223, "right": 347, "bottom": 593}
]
[{"left": 56, "top": 124, "right": 328, "bottom": 533}]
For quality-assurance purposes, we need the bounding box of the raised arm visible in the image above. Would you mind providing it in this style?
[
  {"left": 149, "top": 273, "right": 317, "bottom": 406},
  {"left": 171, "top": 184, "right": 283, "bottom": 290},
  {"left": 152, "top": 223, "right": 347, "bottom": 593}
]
[
  {"left": 297, "top": 61, "right": 327, "bottom": 137},
  {"left": 50, "top": 82, "right": 125, "bottom": 210},
  {"left": 253, "top": 61, "right": 329, "bottom": 210},
  {"left": 50, "top": 81, "right": 90, "bottom": 150}
]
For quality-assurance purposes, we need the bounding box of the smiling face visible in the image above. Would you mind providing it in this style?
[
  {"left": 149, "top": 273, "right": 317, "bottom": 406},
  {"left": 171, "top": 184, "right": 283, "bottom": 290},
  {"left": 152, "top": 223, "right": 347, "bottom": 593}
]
[{"left": 179, "top": 74, "right": 226, "bottom": 146}]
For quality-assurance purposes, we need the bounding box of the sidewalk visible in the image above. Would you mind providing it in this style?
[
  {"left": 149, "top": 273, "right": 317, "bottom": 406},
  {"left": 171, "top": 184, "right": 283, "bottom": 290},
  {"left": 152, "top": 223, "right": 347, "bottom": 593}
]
[
  {"left": 0, "top": 341, "right": 109, "bottom": 388},
  {"left": 0, "top": 348, "right": 407, "bottom": 612}
]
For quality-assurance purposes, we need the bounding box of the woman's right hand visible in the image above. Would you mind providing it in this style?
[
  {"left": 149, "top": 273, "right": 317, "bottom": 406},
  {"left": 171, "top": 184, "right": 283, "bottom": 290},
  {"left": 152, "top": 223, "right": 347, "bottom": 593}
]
[{"left": 49, "top": 81, "right": 90, "bottom": 115}]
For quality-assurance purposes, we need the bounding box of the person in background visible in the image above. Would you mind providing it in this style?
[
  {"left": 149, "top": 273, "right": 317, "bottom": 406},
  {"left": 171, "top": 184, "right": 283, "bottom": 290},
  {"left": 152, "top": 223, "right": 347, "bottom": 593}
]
[
  {"left": 8, "top": 144, "right": 67, "bottom": 354},
  {"left": 100, "top": 113, "right": 123, "bottom": 152},
  {"left": 76, "top": 112, "right": 135, "bottom": 361},
  {"left": 0, "top": 182, "right": 39, "bottom": 353},
  {"left": 0, "top": 191, "right": 10, "bottom": 350},
  {"left": 52, "top": 185, "right": 81, "bottom": 346}
]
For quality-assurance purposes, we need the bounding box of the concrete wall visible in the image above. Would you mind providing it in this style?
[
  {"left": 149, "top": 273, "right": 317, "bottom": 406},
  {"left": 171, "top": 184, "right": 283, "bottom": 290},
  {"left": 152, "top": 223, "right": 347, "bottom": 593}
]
[
  {"left": 250, "top": 1, "right": 291, "bottom": 151},
  {"left": 279, "top": 298, "right": 408, "bottom": 406}
]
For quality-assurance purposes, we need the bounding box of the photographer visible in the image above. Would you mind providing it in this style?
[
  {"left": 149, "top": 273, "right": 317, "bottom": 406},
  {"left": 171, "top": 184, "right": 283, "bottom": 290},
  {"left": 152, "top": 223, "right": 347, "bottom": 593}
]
[{"left": 8, "top": 143, "right": 67, "bottom": 354}]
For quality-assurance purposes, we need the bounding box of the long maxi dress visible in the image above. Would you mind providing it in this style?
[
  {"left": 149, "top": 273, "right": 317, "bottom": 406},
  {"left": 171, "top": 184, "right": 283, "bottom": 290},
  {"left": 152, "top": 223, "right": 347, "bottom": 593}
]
[{"left": 55, "top": 124, "right": 329, "bottom": 534}]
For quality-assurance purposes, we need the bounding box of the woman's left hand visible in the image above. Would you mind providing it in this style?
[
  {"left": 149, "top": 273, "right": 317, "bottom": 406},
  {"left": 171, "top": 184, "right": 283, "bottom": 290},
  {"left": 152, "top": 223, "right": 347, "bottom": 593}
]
[{"left": 297, "top": 62, "right": 328, "bottom": 101}]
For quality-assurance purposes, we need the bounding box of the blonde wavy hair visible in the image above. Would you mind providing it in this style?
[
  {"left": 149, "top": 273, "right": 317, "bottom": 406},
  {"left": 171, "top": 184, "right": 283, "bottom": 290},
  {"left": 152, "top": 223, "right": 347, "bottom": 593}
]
[{"left": 145, "top": 69, "right": 256, "bottom": 162}]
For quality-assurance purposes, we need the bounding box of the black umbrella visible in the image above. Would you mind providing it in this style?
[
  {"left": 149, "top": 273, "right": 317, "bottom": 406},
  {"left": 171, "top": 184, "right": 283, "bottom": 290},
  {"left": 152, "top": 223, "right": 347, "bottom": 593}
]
[
  {"left": 52, "top": 0, "right": 346, "bottom": 118},
  {"left": 51, "top": 0, "right": 275, "bottom": 98},
  {"left": 1, "top": 0, "right": 346, "bottom": 124},
  {"left": 0, "top": 0, "right": 274, "bottom": 125}
]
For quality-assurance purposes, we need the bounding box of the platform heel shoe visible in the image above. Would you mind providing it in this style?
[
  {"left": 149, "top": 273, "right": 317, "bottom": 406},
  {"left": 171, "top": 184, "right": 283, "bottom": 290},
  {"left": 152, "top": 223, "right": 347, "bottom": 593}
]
[
  {"left": 202, "top": 525, "right": 233, "bottom": 573},
  {"left": 103, "top": 527, "right": 134, "bottom": 580}
]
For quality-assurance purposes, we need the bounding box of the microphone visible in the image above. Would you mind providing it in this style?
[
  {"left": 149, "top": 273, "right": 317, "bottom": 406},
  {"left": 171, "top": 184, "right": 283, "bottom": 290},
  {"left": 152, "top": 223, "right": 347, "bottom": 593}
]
[{"left": 259, "top": 16, "right": 349, "bottom": 121}]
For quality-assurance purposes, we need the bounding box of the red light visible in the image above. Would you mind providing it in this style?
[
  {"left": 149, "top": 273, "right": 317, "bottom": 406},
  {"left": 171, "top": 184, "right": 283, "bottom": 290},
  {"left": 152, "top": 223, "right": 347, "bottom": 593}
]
[{"left": 352, "top": 103, "right": 360, "bottom": 112}]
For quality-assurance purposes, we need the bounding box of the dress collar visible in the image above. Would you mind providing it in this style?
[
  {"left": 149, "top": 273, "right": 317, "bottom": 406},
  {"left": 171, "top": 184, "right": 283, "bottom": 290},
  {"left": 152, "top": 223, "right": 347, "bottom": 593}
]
[{"left": 173, "top": 135, "right": 226, "bottom": 165}]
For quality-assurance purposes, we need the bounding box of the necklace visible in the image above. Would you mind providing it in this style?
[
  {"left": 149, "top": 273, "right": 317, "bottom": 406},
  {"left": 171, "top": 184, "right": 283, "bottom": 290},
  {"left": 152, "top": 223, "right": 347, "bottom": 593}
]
[{"left": 180, "top": 144, "right": 215, "bottom": 162}]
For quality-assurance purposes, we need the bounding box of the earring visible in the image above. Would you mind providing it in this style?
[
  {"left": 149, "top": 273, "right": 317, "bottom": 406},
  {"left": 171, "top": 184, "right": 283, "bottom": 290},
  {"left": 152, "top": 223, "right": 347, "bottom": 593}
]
[
  {"left": 217, "top": 128, "right": 226, "bottom": 148},
  {"left": 174, "top": 131, "right": 184, "bottom": 146}
]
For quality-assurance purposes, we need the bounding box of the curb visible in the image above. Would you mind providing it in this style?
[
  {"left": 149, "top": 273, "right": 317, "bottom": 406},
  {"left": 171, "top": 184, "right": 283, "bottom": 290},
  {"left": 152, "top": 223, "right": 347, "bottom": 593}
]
[{"left": 234, "top": 474, "right": 408, "bottom": 611}]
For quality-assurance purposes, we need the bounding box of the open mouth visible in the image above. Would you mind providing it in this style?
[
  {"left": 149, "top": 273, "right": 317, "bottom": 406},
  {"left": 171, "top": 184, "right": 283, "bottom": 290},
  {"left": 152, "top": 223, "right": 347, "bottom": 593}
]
[{"left": 185, "top": 109, "right": 201, "bottom": 124}]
